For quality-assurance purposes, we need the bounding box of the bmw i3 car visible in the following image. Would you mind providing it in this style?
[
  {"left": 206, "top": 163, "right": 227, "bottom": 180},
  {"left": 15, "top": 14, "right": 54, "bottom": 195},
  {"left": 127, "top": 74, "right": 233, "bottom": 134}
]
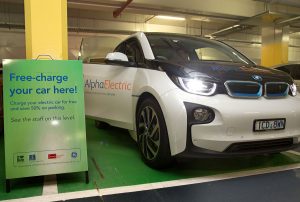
[{"left": 83, "top": 32, "right": 300, "bottom": 168}]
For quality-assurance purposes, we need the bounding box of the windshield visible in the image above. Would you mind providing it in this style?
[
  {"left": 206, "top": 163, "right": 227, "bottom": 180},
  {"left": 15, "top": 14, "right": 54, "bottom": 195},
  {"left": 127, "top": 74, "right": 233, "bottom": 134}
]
[{"left": 146, "top": 34, "right": 253, "bottom": 65}]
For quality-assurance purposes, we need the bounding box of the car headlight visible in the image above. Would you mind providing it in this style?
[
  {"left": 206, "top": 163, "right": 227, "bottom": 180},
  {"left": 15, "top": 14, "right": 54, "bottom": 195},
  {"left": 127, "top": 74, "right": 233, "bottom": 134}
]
[
  {"left": 177, "top": 77, "right": 217, "bottom": 96},
  {"left": 290, "top": 83, "right": 297, "bottom": 96}
]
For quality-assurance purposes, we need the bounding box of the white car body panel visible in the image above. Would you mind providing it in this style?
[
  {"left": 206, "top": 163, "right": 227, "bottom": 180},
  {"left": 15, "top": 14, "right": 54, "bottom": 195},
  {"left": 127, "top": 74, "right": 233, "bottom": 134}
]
[
  {"left": 83, "top": 32, "right": 300, "bottom": 157},
  {"left": 186, "top": 93, "right": 300, "bottom": 152},
  {"left": 84, "top": 64, "right": 137, "bottom": 129},
  {"left": 84, "top": 63, "right": 300, "bottom": 155}
]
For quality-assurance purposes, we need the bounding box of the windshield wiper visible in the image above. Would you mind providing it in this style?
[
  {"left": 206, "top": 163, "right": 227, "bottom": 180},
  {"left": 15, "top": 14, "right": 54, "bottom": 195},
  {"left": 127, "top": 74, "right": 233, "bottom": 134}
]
[{"left": 200, "top": 60, "right": 250, "bottom": 64}]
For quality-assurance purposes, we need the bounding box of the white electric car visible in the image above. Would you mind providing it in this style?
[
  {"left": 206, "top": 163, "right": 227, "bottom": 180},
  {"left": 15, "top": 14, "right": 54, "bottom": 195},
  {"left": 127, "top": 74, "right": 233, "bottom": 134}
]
[{"left": 83, "top": 32, "right": 300, "bottom": 168}]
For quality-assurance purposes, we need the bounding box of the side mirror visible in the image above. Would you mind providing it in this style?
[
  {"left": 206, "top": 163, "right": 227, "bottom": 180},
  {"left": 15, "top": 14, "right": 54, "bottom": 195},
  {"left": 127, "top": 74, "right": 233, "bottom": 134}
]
[{"left": 105, "top": 52, "right": 136, "bottom": 67}]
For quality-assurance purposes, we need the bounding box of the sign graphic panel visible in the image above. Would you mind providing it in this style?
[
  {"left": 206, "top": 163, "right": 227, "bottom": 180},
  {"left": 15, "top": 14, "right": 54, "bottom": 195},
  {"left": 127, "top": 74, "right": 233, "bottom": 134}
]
[{"left": 3, "top": 59, "right": 88, "bottom": 179}]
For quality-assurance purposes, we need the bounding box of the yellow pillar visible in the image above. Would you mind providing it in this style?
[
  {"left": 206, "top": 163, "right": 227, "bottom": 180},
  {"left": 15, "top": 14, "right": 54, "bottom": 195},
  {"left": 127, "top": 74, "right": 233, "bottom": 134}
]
[
  {"left": 261, "top": 26, "right": 289, "bottom": 67},
  {"left": 24, "top": 0, "right": 68, "bottom": 60}
]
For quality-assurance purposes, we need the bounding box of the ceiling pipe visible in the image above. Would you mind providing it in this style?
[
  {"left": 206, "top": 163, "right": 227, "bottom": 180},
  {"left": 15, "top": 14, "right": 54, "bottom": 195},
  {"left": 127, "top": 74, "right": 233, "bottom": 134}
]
[
  {"left": 277, "top": 16, "right": 300, "bottom": 25},
  {"left": 209, "top": 24, "right": 241, "bottom": 36},
  {"left": 208, "top": 11, "right": 272, "bottom": 37},
  {"left": 113, "top": 0, "right": 133, "bottom": 18},
  {"left": 145, "top": 15, "right": 156, "bottom": 23},
  {"left": 68, "top": 0, "right": 242, "bottom": 22}
]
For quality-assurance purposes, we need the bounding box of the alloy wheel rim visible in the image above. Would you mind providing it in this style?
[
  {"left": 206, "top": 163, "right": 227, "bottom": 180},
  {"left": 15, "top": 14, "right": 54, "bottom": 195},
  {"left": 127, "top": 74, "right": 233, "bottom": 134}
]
[{"left": 138, "top": 106, "right": 160, "bottom": 160}]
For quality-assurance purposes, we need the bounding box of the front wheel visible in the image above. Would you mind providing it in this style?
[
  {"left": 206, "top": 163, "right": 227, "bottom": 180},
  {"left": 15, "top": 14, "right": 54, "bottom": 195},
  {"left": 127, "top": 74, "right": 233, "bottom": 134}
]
[{"left": 136, "top": 97, "right": 172, "bottom": 169}]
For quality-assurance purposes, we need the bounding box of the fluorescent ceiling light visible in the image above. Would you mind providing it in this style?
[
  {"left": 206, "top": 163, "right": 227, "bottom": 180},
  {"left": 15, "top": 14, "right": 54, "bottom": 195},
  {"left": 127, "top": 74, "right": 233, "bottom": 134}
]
[
  {"left": 191, "top": 17, "right": 210, "bottom": 22},
  {"left": 155, "top": 15, "right": 185, "bottom": 21},
  {"left": 204, "top": 35, "right": 215, "bottom": 39}
]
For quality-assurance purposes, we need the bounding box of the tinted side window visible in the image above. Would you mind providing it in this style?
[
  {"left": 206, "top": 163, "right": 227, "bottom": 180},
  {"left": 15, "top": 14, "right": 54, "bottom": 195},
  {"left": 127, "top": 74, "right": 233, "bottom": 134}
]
[
  {"left": 125, "top": 39, "right": 144, "bottom": 65},
  {"left": 114, "top": 42, "right": 126, "bottom": 54}
]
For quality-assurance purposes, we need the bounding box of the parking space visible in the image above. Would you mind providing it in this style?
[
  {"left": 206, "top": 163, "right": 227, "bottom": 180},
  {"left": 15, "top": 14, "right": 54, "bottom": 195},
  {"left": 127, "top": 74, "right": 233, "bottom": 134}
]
[{"left": 1, "top": 119, "right": 300, "bottom": 201}]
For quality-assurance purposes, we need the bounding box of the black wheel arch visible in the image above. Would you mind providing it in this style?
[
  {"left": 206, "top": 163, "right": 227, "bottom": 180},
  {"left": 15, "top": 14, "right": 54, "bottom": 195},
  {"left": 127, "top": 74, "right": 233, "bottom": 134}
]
[
  {"left": 135, "top": 92, "right": 170, "bottom": 144},
  {"left": 135, "top": 92, "right": 173, "bottom": 168},
  {"left": 136, "top": 92, "right": 165, "bottom": 128},
  {"left": 136, "top": 92, "right": 157, "bottom": 119}
]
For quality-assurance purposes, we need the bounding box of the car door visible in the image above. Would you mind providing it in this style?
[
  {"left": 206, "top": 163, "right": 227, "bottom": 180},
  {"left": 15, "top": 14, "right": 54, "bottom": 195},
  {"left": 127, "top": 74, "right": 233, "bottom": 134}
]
[{"left": 84, "top": 38, "right": 144, "bottom": 130}]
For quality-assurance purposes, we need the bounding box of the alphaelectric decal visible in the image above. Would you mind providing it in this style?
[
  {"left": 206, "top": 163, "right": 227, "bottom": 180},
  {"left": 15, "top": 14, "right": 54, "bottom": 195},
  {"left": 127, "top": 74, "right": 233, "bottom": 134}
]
[
  {"left": 3, "top": 59, "right": 88, "bottom": 179},
  {"left": 85, "top": 79, "right": 132, "bottom": 91},
  {"left": 84, "top": 78, "right": 132, "bottom": 92}
]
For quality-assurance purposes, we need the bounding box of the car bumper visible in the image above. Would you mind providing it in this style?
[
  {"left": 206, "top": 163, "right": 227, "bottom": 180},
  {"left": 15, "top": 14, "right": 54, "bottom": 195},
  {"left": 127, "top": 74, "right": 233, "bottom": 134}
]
[
  {"left": 176, "top": 138, "right": 300, "bottom": 158},
  {"left": 160, "top": 89, "right": 300, "bottom": 156}
]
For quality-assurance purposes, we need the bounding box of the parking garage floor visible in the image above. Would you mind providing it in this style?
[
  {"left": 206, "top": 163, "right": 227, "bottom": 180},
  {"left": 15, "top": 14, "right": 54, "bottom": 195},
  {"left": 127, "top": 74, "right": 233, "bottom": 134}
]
[
  {"left": 66, "top": 168, "right": 300, "bottom": 202},
  {"left": 1, "top": 119, "right": 300, "bottom": 201}
]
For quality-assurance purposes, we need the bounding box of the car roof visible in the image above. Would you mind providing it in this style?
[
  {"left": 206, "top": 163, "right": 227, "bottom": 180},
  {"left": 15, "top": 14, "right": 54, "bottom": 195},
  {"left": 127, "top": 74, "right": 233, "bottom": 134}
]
[
  {"left": 272, "top": 63, "right": 300, "bottom": 69},
  {"left": 144, "top": 32, "right": 217, "bottom": 43}
]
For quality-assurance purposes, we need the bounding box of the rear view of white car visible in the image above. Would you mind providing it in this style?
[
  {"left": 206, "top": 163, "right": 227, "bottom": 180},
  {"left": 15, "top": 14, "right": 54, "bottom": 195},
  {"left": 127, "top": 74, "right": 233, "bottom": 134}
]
[{"left": 83, "top": 32, "right": 300, "bottom": 168}]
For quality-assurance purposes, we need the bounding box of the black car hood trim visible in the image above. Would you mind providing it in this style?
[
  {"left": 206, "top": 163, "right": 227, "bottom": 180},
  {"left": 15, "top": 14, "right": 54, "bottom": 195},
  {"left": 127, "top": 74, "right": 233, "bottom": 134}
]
[{"left": 152, "top": 60, "right": 293, "bottom": 84}]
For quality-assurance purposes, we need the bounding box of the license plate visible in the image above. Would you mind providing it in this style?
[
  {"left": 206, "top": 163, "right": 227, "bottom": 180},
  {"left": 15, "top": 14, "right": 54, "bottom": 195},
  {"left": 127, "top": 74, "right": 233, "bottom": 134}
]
[{"left": 254, "top": 119, "right": 286, "bottom": 132}]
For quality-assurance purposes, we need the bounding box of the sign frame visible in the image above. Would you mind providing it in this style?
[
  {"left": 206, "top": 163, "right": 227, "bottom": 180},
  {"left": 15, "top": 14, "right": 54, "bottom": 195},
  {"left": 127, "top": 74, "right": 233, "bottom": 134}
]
[{"left": 3, "top": 59, "right": 89, "bottom": 192}]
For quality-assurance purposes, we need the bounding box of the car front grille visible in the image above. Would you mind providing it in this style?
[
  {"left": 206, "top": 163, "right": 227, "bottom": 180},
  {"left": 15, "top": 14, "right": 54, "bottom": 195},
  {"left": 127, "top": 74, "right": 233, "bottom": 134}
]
[
  {"left": 265, "top": 82, "right": 289, "bottom": 97},
  {"left": 225, "top": 138, "right": 294, "bottom": 153},
  {"left": 224, "top": 81, "right": 262, "bottom": 98},
  {"left": 224, "top": 81, "right": 290, "bottom": 98}
]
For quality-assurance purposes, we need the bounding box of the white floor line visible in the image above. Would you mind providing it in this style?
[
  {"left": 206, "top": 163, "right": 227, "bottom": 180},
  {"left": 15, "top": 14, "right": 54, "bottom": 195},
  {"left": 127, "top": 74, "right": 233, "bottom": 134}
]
[
  {"left": 287, "top": 150, "right": 300, "bottom": 156},
  {"left": 42, "top": 175, "right": 58, "bottom": 195},
  {"left": 2, "top": 190, "right": 99, "bottom": 202},
  {"left": 3, "top": 162, "right": 300, "bottom": 202}
]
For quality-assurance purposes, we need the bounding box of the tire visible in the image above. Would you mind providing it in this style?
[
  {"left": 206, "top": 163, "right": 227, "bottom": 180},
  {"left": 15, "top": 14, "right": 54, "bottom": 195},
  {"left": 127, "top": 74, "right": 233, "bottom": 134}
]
[
  {"left": 136, "top": 97, "right": 172, "bottom": 169},
  {"left": 95, "top": 120, "right": 110, "bottom": 129}
]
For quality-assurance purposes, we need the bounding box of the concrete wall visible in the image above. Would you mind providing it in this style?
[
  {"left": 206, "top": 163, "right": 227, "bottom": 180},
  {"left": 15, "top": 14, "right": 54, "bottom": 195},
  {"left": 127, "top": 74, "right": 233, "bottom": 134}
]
[
  {"left": 0, "top": 30, "right": 25, "bottom": 60},
  {"left": 0, "top": 22, "right": 299, "bottom": 64},
  {"left": 0, "top": 30, "right": 126, "bottom": 60}
]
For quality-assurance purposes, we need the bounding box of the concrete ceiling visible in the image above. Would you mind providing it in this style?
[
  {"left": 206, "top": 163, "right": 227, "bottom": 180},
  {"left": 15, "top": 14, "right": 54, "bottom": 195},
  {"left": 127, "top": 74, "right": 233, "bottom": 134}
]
[
  {"left": 255, "top": 0, "right": 300, "bottom": 7},
  {"left": 1, "top": 0, "right": 300, "bottom": 37},
  {"left": 54, "top": 0, "right": 300, "bottom": 37},
  {"left": 68, "top": 0, "right": 264, "bottom": 18}
]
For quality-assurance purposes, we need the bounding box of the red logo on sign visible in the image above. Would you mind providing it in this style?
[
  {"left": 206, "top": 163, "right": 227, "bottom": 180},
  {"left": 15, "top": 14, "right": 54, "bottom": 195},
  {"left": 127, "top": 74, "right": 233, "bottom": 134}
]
[{"left": 48, "top": 154, "right": 57, "bottom": 159}]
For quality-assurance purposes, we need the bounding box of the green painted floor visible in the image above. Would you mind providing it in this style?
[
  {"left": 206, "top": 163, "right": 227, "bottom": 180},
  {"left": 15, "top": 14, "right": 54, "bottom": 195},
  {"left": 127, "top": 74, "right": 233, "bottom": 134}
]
[
  {"left": 0, "top": 133, "right": 44, "bottom": 201},
  {"left": 1, "top": 118, "right": 300, "bottom": 200},
  {"left": 57, "top": 119, "right": 300, "bottom": 193}
]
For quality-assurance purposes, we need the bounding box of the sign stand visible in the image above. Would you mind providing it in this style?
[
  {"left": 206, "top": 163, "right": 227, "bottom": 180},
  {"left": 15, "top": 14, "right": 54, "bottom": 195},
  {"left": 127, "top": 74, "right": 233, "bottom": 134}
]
[
  {"left": 85, "top": 171, "right": 89, "bottom": 184},
  {"left": 3, "top": 59, "right": 89, "bottom": 193},
  {"left": 6, "top": 179, "right": 10, "bottom": 193},
  {"left": 5, "top": 171, "right": 89, "bottom": 193}
]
